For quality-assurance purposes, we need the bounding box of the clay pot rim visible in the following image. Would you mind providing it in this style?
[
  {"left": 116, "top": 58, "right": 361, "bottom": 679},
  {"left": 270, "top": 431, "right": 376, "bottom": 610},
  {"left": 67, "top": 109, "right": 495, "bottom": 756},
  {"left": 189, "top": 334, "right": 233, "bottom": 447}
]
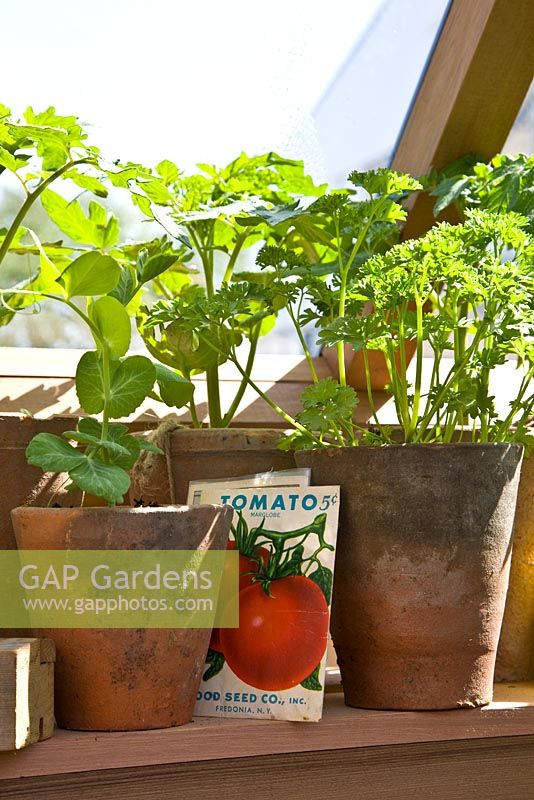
[
  {"left": 11, "top": 503, "right": 228, "bottom": 517},
  {"left": 296, "top": 441, "right": 523, "bottom": 454}
]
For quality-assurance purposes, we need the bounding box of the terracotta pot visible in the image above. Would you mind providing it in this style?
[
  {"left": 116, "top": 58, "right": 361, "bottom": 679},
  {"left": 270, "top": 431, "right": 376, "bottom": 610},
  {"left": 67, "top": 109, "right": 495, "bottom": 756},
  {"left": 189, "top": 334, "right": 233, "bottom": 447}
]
[
  {"left": 295, "top": 443, "right": 523, "bottom": 710},
  {"left": 495, "top": 454, "right": 534, "bottom": 681},
  {"left": 132, "top": 427, "right": 295, "bottom": 505},
  {"left": 11, "top": 504, "right": 233, "bottom": 731},
  {"left": 0, "top": 415, "right": 83, "bottom": 550},
  {"left": 322, "top": 343, "right": 417, "bottom": 391}
]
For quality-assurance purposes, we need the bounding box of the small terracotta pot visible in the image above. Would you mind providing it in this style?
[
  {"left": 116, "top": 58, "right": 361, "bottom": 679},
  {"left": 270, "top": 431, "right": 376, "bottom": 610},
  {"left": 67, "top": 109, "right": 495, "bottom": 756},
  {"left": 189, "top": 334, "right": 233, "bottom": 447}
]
[
  {"left": 296, "top": 443, "right": 523, "bottom": 710},
  {"left": 495, "top": 454, "right": 534, "bottom": 681},
  {"left": 132, "top": 427, "right": 295, "bottom": 505},
  {"left": 11, "top": 504, "right": 233, "bottom": 731},
  {"left": 322, "top": 343, "right": 417, "bottom": 391},
  {"left": 0, "top": 415, "right": 84, "bottom": 550}
]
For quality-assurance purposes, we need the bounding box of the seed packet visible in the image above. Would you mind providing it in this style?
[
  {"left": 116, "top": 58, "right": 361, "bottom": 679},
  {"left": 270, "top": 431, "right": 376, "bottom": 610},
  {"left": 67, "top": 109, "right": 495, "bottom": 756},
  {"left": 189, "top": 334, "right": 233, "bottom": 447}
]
[
  {"left": 188, "top": 468, "right": 312, "bottom": 500},
  {"left": 189, "top": 478, "right": 340, "bottom": 722}
]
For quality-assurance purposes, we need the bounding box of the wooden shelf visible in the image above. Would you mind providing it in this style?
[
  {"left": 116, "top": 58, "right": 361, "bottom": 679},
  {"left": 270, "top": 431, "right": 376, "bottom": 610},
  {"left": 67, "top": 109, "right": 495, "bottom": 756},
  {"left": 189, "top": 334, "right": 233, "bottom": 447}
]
[
  {"left": 0, "top": 347, "right": 522, "bottom": 428},
  {"left": 1, "top": 684, "right": 533, "bottom": 799}
]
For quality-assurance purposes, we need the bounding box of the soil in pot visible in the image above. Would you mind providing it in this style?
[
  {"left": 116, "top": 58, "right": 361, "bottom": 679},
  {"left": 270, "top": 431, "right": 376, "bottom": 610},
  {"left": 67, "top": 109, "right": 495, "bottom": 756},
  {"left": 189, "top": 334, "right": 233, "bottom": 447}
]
[
  {"left": 296, "top": 443, "right": 523, "bottom": 711},
  {"left": 495, "top": 454, "right": 534, "bottom": 681},
  {"left": 132, "top": 425, "right": 296, "bottom": 506},
  {"left": 11, "top": 504, "right": 233, "bottom": 731}
]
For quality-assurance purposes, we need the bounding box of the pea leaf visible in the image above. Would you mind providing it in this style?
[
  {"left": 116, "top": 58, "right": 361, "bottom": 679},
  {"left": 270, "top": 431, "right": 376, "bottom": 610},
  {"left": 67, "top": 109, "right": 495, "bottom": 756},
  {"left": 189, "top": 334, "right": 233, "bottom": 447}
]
[
  {"left": 75, "top": 352, "right": 105, "bottom": 413},
  {"left": 300, "top": 663, "right": 323, "bottom": 691},
  {"left": 59, "top": 252, "right": 121, "bottom": 297},
  {"left": 76, "top": 418, "right": 148, "bottom": 469},
  {"left": 89, "top": 295, "right": 131, "bottom": 357},
  {"left": 78, "top": 417, "right": 129, "bottom": 438},
  {"left": 62, "top": 430, "right": 132, "bottom": 458},
  {"left": 69, "top": 459, "right": 130, "bottom": 505},
  {"left": 76, "top": 352, "right": 156, "bottom": 418},
  {"left": 107, "top": 356, "right": 156, "bottom": 417},
  {"left": 26, "top": 433, "right": 85, "bottom": 472}
]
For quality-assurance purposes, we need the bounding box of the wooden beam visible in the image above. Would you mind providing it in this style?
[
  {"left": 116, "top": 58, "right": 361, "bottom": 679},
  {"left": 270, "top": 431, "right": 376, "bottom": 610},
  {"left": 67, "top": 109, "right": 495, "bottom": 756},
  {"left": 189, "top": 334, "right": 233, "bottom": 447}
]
[{"left": 392, "top": 0, "right": 534, "bottom": 238}]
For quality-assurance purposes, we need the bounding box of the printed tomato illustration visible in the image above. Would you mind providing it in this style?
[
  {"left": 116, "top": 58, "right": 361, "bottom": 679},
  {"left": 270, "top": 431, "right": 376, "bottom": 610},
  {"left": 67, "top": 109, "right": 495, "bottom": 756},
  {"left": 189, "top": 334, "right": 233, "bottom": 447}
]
[
  {"left": 209, "top": 541, "right": 270, "bottom": 653},
  {"left": 229, "top": 541, "right": 270, "bottom": 592},
  {"left": 220, "top": 575, "right": 329, "bottom": 690}
]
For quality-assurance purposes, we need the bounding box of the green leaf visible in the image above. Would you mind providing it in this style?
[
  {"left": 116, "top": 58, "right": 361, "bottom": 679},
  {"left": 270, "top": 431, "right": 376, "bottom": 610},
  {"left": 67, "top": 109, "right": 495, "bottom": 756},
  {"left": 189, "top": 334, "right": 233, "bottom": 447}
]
[
  {"left": 138, "top": 439, "right": 163, "bottom": 454},
  {"left": 69, "top": 458, "right": 130, "bottom": 505},
  {"left": 109, "top": 265, "right": 138, "bottom": 306},
  {"left": 107, "top": 356, "right": 156, "bottom": 417},
  {"left": 139, "top": 179, "right": 172, "bottom": 205},
  {"left": 62, "top": 429, "right": 132, "bottom": 458},
  {"left": 139, "top": 254, "right": 178, "bottom": 284},
  {"left": 203, "top": 648, "right": 225, "bottom": 681},
  {"left": 76, "top": 352, "right": 156, "bottom": 418},
  {"left": 42, "top": 191, "right": 119, "bottom": 248},
  {"left": 89, "top": 202, "right": 120, "bottom": 248},
  {"left": 41, "top": 190, "right": 95, "bottom": 243},
  {"left": 156, "top": 159, "right": 179, "bottom": 185},
  {"left": 75, "top": 351, "right": 105, "bottom": 413},
  {"left": 308, "top": 563, "right": 333, "bottom": 604},
  {"left": 59, "top": 251, "right": 121, "bottom": 297},
  {"left": 89, "top": 295, "right": 131, "bottom": 357},
  {"left": 26, "top": 433, "right": 85, "bottom": 472},
  {"left": 63, "top": 169, "right": 108, "bottom": 198},
  {"left": 78, "top": 417, "right": 128, "bottom": 438},
  {"left": 155, "top": 364, "right": 195, "bottom": 408},
  {"left": 0, "top": 146, "right": 26, "bottom": 173},
  {"left": 76, "top": 418, "right": 144, "bottom": 469},
  {"left": 130, "top": 191, "right": 153, "bottom": 216},
  {"left": 300, "top": 663, "right": 322, "bottom": 691}
]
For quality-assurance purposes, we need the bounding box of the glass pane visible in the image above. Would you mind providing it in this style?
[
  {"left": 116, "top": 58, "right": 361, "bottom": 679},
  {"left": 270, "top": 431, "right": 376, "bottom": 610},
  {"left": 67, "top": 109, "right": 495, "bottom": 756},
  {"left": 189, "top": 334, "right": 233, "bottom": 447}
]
[
  {"left": 0, "top": 0, "right": 451, "bottom": 351},
  {"left": 314, "top": 0, "right": 451, "bottom": 184},
  {"left": 502, "top": 78, "right": 534, "bottom": 154}
]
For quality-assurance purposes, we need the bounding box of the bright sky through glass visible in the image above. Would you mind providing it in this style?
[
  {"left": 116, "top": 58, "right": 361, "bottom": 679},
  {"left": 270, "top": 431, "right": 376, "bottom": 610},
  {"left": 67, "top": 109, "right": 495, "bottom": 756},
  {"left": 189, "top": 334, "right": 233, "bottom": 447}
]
[
  {"left": 0, "top": 0, "right": 451, "bottom": 351},
  {"left": 0, "top": 0, "right": 377, "bottom": 174}
]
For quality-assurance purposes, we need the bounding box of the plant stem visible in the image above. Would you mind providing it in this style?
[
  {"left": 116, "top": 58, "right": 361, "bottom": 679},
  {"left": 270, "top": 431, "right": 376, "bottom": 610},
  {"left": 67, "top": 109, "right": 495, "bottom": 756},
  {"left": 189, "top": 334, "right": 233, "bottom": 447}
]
[
  {"left": 206, "top": 366, "right": 223, "bottom": 427},
  {"left": 287, "top": 305, "right": 319, "bottom": 383},
  {"left": 189, "top": 399, "right": 202, "bottom": 428},
  {"left": 495, "top": 369, "right": 533, "bottom": 440},
  {"left": 100, "top": 345, "right": 111, "bottom": 441},
  {"left": 222, "top": 233, "right": 248, "bottom": 284},
  {"left": 408, "top": 298, "right": 424, "bottom": 439},
  {"left": 190, "top": 225, "right": 223, "bottom": 425},
  {"left": 229, "top": 354, "right": 322, "bottom": 445},
  {"left": 0, "top": 158, "right": 91, "bottom": 269},
  {"left": 413, "top": 322, "right": 489, "bottom": 441},
  {"left": 362, "top": 347, "right": 381, "bottom": 429},
  {"left": 221, "top": 324, "right": 260, "bottom": 427}
]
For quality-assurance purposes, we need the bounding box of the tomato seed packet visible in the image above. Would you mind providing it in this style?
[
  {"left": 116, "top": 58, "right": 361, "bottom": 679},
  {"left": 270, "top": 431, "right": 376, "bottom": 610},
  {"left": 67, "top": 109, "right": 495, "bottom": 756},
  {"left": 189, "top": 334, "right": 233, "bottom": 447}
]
[{"left": 189, "top": 477, "right": 340, "bottom": 722}]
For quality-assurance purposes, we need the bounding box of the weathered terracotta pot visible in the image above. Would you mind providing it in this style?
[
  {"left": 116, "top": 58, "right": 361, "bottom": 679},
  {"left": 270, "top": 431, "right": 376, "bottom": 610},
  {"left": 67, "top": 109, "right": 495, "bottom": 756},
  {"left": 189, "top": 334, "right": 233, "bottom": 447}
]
[
  {"left": 11, "top": 504, "right": 233, "bottom": 731},
  {"left": 495, "top": 454, "right": 534, "bottom": 681},
  {"left": 0, "top": 415, "right": 83, "bottom": 550},
  {"left": 132, "top": 426, "right": 295, "bottom": 505},
  {"left": 296, "top": 443, "right": 523, "bottom": 710}
]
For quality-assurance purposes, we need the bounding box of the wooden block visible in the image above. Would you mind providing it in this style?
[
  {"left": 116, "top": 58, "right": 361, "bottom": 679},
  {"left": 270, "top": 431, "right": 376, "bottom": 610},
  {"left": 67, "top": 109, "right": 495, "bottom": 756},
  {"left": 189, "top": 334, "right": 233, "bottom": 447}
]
[{"left": 0, "top": 638, "right": 55, "bottom": 751}]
